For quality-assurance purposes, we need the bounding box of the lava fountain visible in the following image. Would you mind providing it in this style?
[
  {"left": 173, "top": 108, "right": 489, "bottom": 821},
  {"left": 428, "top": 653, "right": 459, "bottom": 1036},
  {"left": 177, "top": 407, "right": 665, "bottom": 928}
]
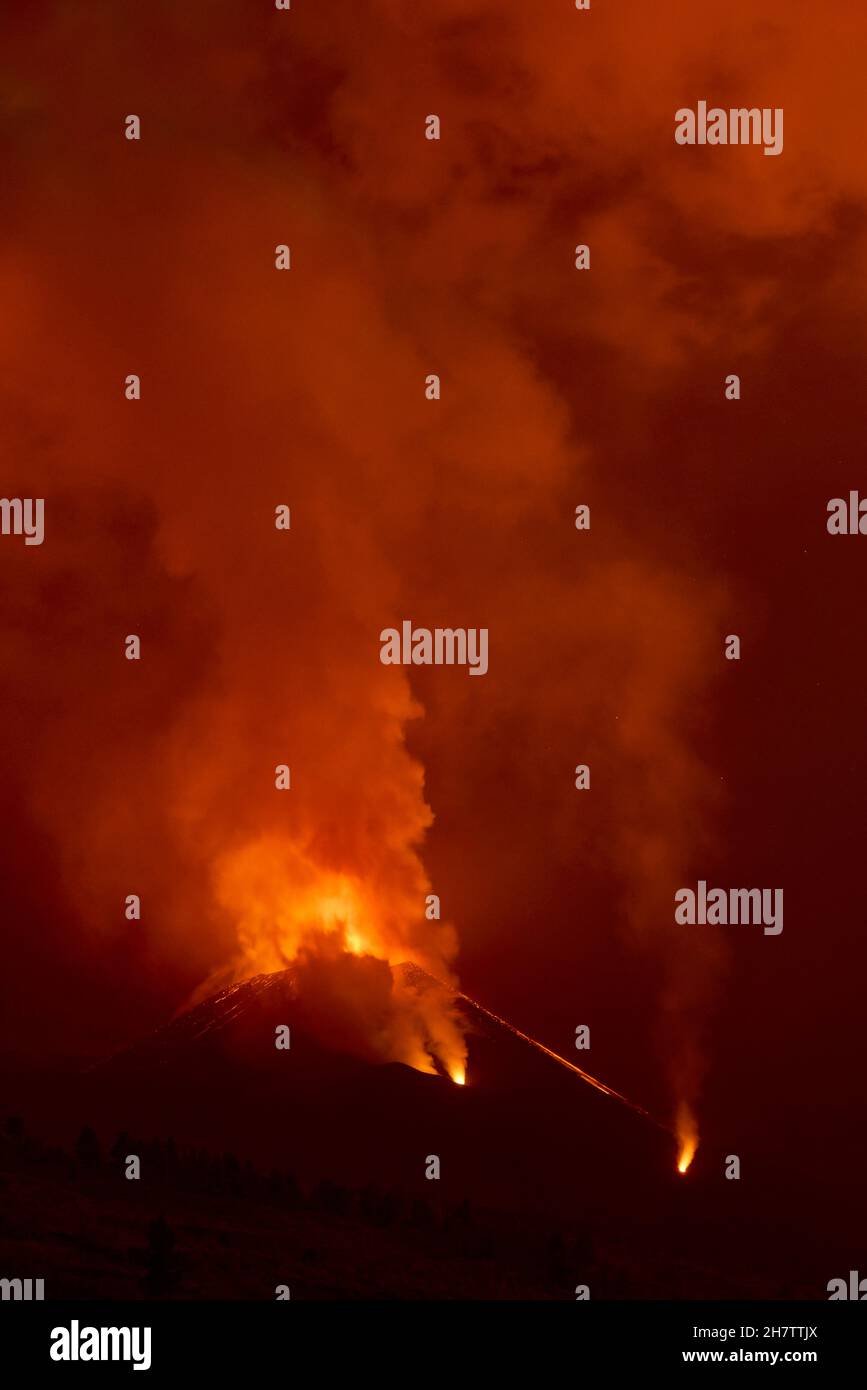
[{"left": 675, "top": 1100, "right": 699, "bottom": 1173}]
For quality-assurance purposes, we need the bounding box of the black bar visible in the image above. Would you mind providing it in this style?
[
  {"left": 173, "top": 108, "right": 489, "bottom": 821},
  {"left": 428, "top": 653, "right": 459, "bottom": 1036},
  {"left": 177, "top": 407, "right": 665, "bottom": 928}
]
[{"left": 1, "top": 1300, "right": 864, "bottom": 1376}]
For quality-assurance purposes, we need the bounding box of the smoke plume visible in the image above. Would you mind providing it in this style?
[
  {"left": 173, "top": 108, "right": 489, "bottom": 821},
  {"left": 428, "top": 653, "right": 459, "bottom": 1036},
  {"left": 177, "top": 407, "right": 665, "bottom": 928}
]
[{"left": 3, "top": 1, "right": 864, "bottom": 1122}]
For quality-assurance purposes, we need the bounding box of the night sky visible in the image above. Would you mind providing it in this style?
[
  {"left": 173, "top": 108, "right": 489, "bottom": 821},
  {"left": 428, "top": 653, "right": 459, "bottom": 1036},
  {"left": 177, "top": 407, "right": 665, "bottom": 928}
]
[{"left": 1, "top": 0, "right": 865, "bottom": 1239}]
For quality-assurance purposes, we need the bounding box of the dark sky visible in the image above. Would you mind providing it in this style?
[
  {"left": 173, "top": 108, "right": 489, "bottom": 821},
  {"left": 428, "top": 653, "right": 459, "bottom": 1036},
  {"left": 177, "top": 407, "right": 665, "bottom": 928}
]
[{"left": 0, "top": 0, "right": 865, "bottom": 1205}]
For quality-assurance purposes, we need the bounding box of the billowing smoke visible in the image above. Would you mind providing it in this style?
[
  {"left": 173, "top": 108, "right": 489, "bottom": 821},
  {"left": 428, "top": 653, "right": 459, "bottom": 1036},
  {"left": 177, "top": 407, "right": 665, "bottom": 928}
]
[{"left": 2, "top": 1, "right": 861, "bottom": 1120}]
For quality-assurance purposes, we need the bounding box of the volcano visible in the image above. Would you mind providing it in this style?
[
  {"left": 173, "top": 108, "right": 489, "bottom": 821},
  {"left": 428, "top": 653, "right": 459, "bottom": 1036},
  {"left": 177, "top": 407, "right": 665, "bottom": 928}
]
[
  {"left": 69, "top": 962, "right": 675, "bottom": 1224},
  {"left": 1, "top": 967, "right": 828, "bottom": 1299}
]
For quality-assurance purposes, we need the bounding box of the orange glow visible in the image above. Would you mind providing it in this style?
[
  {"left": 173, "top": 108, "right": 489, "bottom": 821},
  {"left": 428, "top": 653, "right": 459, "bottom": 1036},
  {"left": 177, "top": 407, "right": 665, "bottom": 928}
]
[
  {"left": 452, "top": 984, "right": 663, "bottom": 1127},
  {"left": 675, "top": 1101, "right": 699, "bottom": 1173},
  {"left": 211, "top": 836, "right": 468, "bottom": 1082}
]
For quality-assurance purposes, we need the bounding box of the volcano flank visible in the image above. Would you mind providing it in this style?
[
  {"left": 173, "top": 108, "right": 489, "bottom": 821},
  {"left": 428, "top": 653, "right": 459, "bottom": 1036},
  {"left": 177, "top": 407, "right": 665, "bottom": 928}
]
[
  {"left": 0, "top": 966, "right": 835, "bottom": 1299},
  {"left": 74, "top": 962, "right": 672, "bottom": 1219}
]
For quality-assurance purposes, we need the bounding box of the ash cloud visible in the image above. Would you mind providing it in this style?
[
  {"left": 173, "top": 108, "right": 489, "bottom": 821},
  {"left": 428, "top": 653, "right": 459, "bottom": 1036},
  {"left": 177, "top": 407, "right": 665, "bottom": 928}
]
[{"left": 1, "top": 0, "right": 863, "bottom": 1117}]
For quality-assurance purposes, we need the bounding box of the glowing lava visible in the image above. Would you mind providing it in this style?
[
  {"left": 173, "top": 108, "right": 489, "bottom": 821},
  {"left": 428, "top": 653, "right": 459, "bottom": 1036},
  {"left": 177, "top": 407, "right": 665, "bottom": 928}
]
[
  {"left": 675, "top": 1101, "right": 699, "bottom": 1173},
  {"left": 450, "top": 982, "right": 669, "bottom": 1131},
  {"left": 212, "top": 839, "right": 468, "bottom": 1082}
]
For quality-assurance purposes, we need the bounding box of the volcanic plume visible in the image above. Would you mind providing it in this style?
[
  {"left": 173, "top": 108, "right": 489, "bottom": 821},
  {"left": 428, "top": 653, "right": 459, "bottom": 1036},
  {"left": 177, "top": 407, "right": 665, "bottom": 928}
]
[{"left": 6, "top": 0, "right": 867, "bottom": 1168}]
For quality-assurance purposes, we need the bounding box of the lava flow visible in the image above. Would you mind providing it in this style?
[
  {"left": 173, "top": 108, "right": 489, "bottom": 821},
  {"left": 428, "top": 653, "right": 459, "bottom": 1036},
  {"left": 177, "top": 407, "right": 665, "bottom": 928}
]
[
  {"left": 675, "top": 1102, "right": 699, "bottom": 1173},
  {"left": 451, "top": 981, "right": 672, "bottom": 1135}
]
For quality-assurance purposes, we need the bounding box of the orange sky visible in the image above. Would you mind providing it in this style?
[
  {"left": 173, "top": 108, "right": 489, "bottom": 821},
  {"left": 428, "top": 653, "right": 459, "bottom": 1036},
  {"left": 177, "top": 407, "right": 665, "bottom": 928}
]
[{"left": 1, "top": 2, "right": 866, "bottom": 1174}]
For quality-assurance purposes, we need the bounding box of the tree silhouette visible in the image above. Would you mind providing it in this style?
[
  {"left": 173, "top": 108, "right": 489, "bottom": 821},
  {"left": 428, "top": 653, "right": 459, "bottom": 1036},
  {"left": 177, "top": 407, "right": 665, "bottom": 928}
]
[
  {"left": 110, "top": 1131, "right": 130, "bottom": 1167},
  {"left": 75, "top": 1125, "right": 101, "bottom": 1171},
  {"left": 143, "top": 1215, "right": 177, "bottom": 1297}
]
